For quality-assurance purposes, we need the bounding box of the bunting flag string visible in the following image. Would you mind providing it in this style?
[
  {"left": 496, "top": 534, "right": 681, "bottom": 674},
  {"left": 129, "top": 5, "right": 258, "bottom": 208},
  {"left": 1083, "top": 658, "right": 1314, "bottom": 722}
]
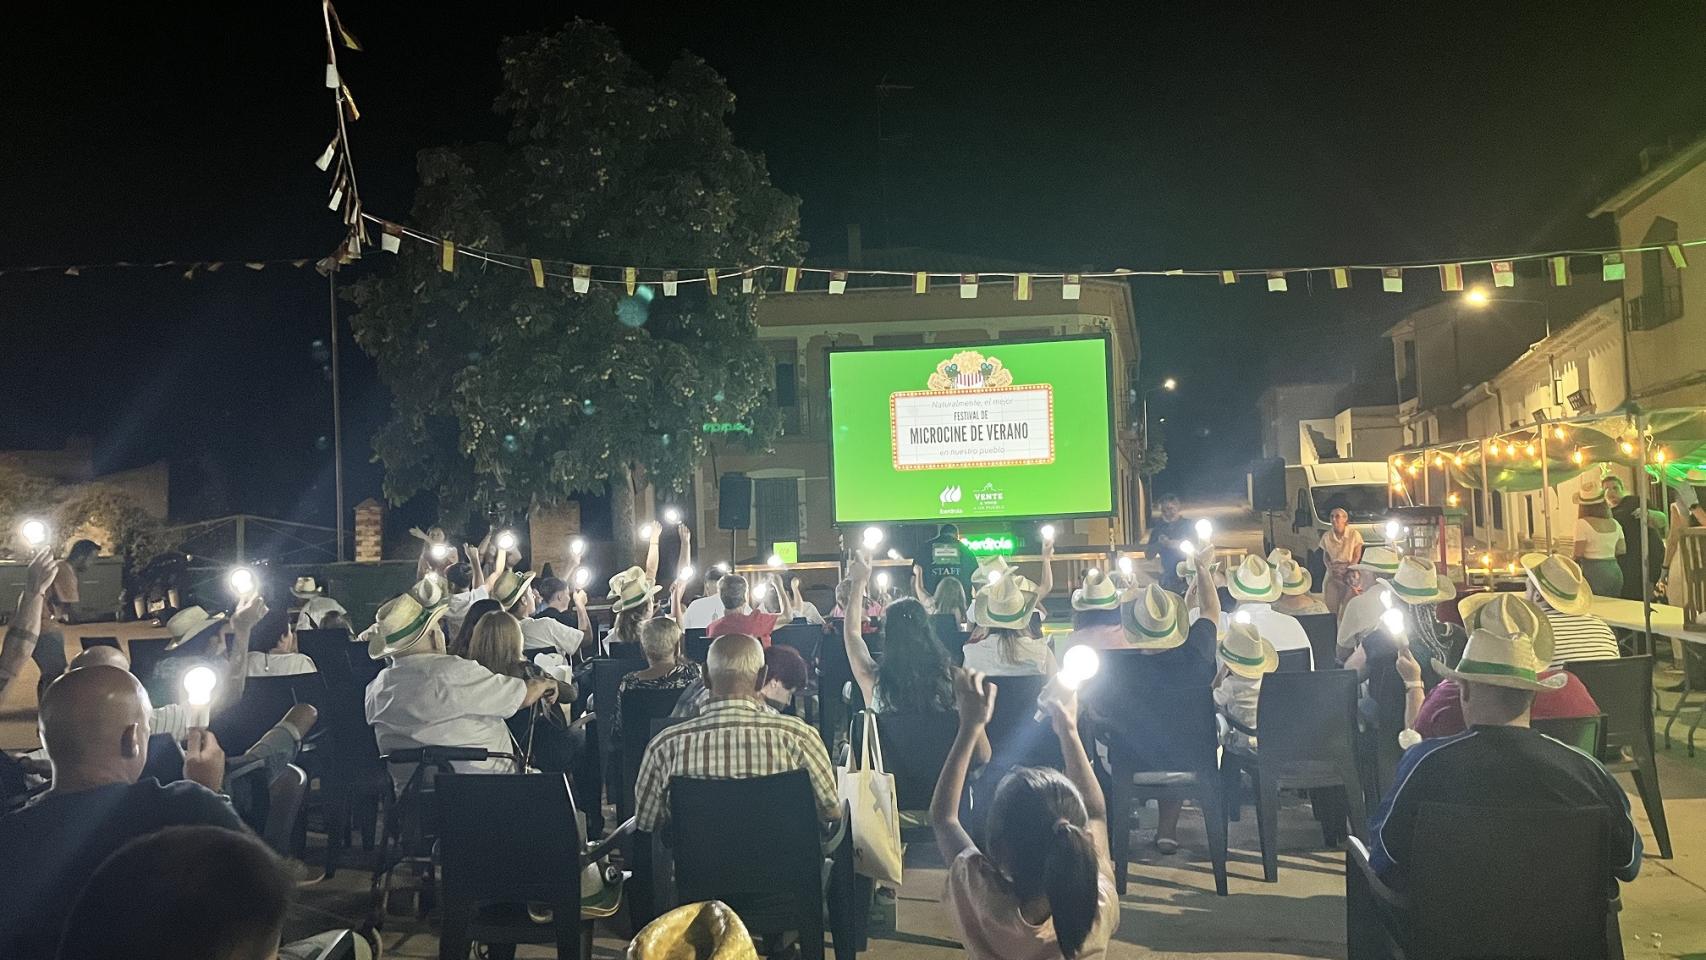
[
  {"left": 0, "top": 257, "right": 321, "bottom": 281},
  {"left": 317, "top": 0, "right": 368, "bottom": 268}
]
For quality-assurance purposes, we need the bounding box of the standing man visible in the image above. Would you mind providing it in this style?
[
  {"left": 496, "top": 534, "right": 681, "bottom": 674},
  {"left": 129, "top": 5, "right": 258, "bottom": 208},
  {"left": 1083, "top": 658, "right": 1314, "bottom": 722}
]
[
  {"left": 918, "top": 523, "right": 978, "bottom": 596},
  {"left": 1147, "top": 493, "right": 1194, "bottom": 593},
  {"left": 1604, "top": 475, "right": 1665, "bottom": 602}
]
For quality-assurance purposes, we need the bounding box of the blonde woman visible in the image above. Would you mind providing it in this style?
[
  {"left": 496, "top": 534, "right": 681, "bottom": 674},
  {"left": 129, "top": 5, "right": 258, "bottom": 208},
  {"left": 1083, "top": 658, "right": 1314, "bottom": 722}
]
[{"left": 465, "top": 610, "right": 582, "bottom": 774}]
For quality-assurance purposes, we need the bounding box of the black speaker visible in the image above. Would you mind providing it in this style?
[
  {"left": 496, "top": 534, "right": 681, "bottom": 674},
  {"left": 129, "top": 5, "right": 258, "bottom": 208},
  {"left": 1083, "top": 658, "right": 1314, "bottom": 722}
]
[
  {"left": 718, "top": 473, "right": 751, "bottom": 530},
  {"left": 1249, "top": 457, "right": 1288, "bottom": 512}
]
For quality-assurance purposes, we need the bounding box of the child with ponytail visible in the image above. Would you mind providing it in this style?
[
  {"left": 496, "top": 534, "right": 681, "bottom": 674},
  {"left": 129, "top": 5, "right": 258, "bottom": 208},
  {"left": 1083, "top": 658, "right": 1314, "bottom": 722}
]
[{"left": 931, "top": 667, "right": 1118, "bottom": 959}]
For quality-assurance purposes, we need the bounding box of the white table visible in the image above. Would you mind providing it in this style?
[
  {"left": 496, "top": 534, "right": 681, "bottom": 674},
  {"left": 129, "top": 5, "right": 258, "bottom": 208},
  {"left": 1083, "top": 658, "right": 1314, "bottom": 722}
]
[{"left": 1586, "top": 597, "right": 1697, "bottom": 642}]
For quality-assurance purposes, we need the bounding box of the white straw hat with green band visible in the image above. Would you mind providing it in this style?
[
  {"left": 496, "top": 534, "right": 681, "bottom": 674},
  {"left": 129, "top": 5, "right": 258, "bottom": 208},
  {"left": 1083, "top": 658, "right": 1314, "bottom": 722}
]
[
  {"left": 368, "top": 576, "right": 452, "bottom": 659},
  {"left": 1275, "top": 557, "right": 1312, "bottom": 596},
  {"left": 1351, "top": 546, "right": 1402, "bottom": 576},
  {"left": 1217, "top": 620, "right": 1278, "bottom": 679},
  {"left": 1433, "top": 592, "right": 1566, "bottom": 691},
  {"left": 970, "top": 570, "right": 1038, "bottom": 628},
  {"left": 1121, "top": 583, "right": 1188, "bottom": 650},
  {"left": 1519, "top": 552, "right": 1593, "bottom": 615},
  {"left": 1379, "top": 556, "right": 1457, "bottom": 605},
  {"left": 1071, "top": 568, "right": 1122, "bottom": 611},
  {"left": 1227, "top": 554, "right": 1283, "bottom": 604},
  {"left": 492, "top": 569, "right": 537, "bottom": 610}
]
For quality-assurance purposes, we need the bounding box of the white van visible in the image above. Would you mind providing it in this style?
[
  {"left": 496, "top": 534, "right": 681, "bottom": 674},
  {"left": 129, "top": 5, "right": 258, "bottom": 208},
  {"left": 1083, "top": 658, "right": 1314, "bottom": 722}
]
[{"left": 1265, "top": 461, "right": 1392, "bottom": 578}]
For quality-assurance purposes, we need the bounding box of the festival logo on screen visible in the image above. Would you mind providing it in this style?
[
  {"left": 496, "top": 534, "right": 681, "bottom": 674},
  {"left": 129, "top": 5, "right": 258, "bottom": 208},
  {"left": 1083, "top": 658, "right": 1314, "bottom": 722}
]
[{"left": 891, "top": 350, "right": 1055, "bottom": 474}]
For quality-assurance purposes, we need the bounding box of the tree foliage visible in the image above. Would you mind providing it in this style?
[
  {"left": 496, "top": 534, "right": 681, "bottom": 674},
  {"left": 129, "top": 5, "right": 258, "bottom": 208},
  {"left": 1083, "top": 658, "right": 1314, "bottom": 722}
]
[{"left": 347, "top": 21, "right": 803, "bottom": 520}]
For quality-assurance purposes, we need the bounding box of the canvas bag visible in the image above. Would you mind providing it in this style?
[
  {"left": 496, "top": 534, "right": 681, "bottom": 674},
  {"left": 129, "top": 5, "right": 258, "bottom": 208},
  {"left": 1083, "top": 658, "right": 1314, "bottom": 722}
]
[{"left": 837, "top": 710, "right": 904, "bottom": 885}]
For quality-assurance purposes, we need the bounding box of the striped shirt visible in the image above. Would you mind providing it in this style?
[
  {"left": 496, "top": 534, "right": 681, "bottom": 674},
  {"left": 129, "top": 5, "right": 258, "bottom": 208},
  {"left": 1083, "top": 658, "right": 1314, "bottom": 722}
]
[
  {"left": 1543, "top": 611, "right": 1620, "bottom": 666},
  {"left": 634, "top": 697, "right": 838, "bottom": 832}
]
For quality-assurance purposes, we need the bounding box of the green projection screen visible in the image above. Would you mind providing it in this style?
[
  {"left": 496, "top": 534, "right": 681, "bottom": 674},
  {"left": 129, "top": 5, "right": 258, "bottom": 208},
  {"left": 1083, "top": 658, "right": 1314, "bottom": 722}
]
[{"left": 827, "top": 335, "right": 1115, "bottom": 524}]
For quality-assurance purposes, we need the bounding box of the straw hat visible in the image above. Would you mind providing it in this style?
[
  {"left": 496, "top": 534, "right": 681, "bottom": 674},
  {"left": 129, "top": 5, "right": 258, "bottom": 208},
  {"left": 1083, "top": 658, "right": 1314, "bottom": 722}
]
[
  {"left": 1380, "top": 556, "right": 1457, "bottom": 605},
  {"left": 1575, "top": 484, "right": 1607, "bottom": 506},
  {"left": 1352, "top": 546, "right": 1402, "bottom": 576},
  {"left": 291, "top": 576, "right": 325, "bottom": 599},
  {"left": 367, "top": 576, "right": 452, "bottom": 659},
  {"left": 607, "top": 566, "right": 662, "bottom": 614},
  {"left": 1275, "top": 557, "right": 1313, "bottom": 596},
  {"left": 1433, "top": 593, "right": 1567, "bottom": 691},
  {"left": 1520, "top": 552, "right": 1593, "bottom": 615},
  {"left": 1071, "top": 568, "right": 1122, "bottom": 611},
  {"left": 970, "top": 571, "right": 1038, "bottom": 629},
  {"left": 971, "top": 554, "right": 1012, "bottom": 587},
  {"left": 164, "top": 606, "right": 227, "bottom": 652},
  {"left": 1458, "top": 592, "right": 1555, "bottom": 665},
  {"left": 492, "top": 569, "right": 537, "bottom": 610},
  {"left": 1217, "top": 620, "right": 1279, "bottom": 679},
  {"left": 1121, "top": 583, "right": 1188, "bottom": 650},
  {"left": 1227, "top": 555, "right": 1282, "bottom": 604},
  {"left": 1686, "top": 467, "right": 1706, "bottom": 485},
  {"left": 1266, "top": 547, "right": 1294, "bottom": 568}
]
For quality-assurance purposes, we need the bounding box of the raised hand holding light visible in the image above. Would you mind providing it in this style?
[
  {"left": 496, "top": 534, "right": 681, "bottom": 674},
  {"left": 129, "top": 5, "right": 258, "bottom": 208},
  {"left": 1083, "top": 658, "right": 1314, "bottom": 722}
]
[
  {"left": 19, "top": 519, "right": 48, "bottom": 548},
  {"left": 570, "top": 537, "right": 587, "bottom": 559},
  {"left": 496, "top": 530, "right": 518, "bottom": 552},
  {"left": 228, "top": 567, "right": 258, "bottom": 599},
  {"left": 861, "top": 526, "right": 884, "bottom": 550},
  {"left": 1040, "top": 523, "right": 1056, "bottom": 543},
  {"left": 183, "top": 665, "right": 219, "bottom": 729},
  {"left": 1036, "top": 644, "right": 1100, "bottom": 721}
]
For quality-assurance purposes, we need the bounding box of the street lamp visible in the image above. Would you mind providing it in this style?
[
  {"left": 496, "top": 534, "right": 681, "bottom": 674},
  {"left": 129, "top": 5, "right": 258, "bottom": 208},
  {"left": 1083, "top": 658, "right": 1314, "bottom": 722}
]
[{"left": 1136, "top": 376, "right": 1178, "bottom": 541}]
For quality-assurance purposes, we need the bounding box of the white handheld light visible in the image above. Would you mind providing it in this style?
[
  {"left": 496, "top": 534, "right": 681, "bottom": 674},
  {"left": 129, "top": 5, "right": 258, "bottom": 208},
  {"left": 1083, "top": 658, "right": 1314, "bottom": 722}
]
[
  {"left": 862, "top": 526, "right": 884, "bottom": 550},
  {"left": 1040, "top": 524, "right": 1056, "bottom": 542},
  {"left": 183, "top": 665, "right": 219, "bottom": 728},
  {"left": 664, "top": 507, "right": 683, "bottom": 526},
  {"left": 1194, "top": 518, "right": 1214, "bottom": 543},
  {"left": 572, "top": 567, "right": 592, "bottom": 590},
  {"left": 228, "top": 567, "right": 257, "bottom": 598},
  {"left": 570, "top": 537, "right": 587, "bottom": 558},
  {"left": 429, "top": 542, "right": 451, "bottom": 562},
  {"left": 19, "top": 520, "right": 47, "bottom": 547},
  {"left": 496, "top": 530, "right": 518, "bottom": 552}
]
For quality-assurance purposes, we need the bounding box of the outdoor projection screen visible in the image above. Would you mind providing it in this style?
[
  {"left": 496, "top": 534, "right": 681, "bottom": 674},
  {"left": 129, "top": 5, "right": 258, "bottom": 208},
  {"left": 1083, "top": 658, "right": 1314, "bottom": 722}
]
[{"left": 827, "top": 335, "right": 1115, "bottom": 524}]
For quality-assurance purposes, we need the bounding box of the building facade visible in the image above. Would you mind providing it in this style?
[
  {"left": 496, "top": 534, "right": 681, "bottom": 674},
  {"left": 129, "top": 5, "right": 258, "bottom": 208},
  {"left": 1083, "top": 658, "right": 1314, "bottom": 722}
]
[{"left": 690, "top": 279, "right": 1141, "bottom": 561}]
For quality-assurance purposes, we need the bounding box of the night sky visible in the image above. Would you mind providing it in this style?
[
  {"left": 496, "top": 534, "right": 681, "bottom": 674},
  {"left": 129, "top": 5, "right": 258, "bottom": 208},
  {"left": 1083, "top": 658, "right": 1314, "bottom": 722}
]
[{"left": 4, "top": 3, "right": 1704, "bottom": 526}]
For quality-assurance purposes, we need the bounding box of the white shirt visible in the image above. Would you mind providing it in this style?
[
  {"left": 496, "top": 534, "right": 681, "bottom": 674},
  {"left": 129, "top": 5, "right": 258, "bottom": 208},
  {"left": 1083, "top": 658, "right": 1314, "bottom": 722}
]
[
  {"left": 519, "top": 616, "right": 585, "bottom": 658},
  {"left": 961, "top": 635, "right": 1056, "bottom": 677},
  {"left": 364, "top": 652, "right": 527, "bottom": 794},
  {"left": 244, "top": 651, "right": 318, "bottom": 677},
  {"left": 1338, "top": 589, "right": 1386, "bottom": 650},
  {"left": 294, "top": 595, "right": 347, "bottom": 631},
  {"left": 1214, "top": 674, "right": 1262, "bottom": 754},
  {"left": 795, "top": 601, "right": 826, "bottom": 626},
  {"left": 442, "top": 587, "right": 490, "bottom": 639},
  {"left": 152, "top": 703, "right": 191, "bottom": 742},
  {"left": 681, "top": 594, "right": 725, "bottom": 630},
  {"left": 1575, "top": 518, "right": 1625, "bottom": 560},
  {"left": 1228, "top": 602, "right": 1313, "bottom": 667}
]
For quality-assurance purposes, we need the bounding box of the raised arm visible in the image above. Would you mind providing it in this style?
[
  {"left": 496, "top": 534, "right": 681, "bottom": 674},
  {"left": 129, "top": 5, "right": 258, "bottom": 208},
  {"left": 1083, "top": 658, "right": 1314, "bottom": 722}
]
[
  {"left": 1036, "top": 534, "right": 1056, "bottom": 600},
  {"left": 932, "top": 668, "right": 996, "bottom": 863},
  {"left": 912, "top": 564, "right": 930, "bottom": 607},
  {"left": 0, "top": 551, "right": 61, "bottom": 702},
  {"left": 1046, "top": 686, "right": 1108, "bottom": 858},
  {"left": 573, "top": 588, "right": 592, "bottom": 637},
  {"left": 842, "top": 554, "right": 881, "bottom": 704},
  {"left": 1195, "top": 547, "right": 1221, "bottom": 626},
  {"left": 643, "top": 522, "right": 662, "bottom": 583},
  {"left": 220, "top": 592, "right": 268, "bottom": 714}
]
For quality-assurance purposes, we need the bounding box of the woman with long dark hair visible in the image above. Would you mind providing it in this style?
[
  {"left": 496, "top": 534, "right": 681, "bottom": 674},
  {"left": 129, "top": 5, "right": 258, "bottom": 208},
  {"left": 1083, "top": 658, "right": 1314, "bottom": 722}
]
[
  {"left": 844, "top": 554, "right": 953, "bottom": 713},
  {"left": 932, "top": 669, "right": 1117, "bottom": 959},
  {"left": 448, "top": 598, "right": 503, "bottom": 658}
]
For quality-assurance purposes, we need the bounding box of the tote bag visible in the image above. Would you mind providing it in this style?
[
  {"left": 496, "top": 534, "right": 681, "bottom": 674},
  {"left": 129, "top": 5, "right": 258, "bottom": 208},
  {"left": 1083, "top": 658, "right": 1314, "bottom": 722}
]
[{"left": 837, "top": 710, "right": 904, "bottom": 885}]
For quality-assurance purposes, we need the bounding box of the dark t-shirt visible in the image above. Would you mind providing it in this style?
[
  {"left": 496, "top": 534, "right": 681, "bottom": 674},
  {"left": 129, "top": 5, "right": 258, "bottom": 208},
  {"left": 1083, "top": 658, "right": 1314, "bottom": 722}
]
[
  {"left": 1147, "top": 517, "right": 1194, "bottom": 587},
  {"left": 1130, "top": 617, "right": 1218, "bottom": 688},
  {"left": 918, "top": 533, "right": 978, "bottom": 594},
  {"left": 0, "top": 778, "right": 244, "bottom": 960}
]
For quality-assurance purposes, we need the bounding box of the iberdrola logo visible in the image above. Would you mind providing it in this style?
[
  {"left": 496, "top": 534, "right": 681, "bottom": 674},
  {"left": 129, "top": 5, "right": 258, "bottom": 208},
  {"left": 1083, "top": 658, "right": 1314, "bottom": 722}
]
[{"left": 928, "top": 350, "right": 1014, "bottom": 391}]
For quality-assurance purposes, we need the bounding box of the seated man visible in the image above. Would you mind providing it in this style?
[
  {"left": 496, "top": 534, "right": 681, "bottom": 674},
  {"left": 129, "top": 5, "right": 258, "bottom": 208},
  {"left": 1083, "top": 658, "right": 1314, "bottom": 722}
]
[
  {"left": 681, "top": 567, "right": 727, "bottom": 630},
  {"left": 1522, "top": 552, "right": 1622, "bottom": 664},
  {"left": 499, "top": 572, "right": 588, "bottom": 659},
  {"left": 1334, "top": 546, "right": 1402, "bottom": 662},
  {"left": 705, "top": 575, "right": 780, "bottom": 645},
  {"left": 1366, "top": 593, "right": 1640, "bottom": 888},
  {"left": 364, "top": 578, "right": 557, "bottom": 796},
  {"left": 634, "top": 635, "right": 838, "bottom": 833},
  {"left": 1224, "top": 555, "right": 1314, "bottom": 666},
  {"left": 0, "top": 666, "right": 242, "bottom": 960},
  {"left": 243, "top": 607, "right": 319, "bottom": 677}
]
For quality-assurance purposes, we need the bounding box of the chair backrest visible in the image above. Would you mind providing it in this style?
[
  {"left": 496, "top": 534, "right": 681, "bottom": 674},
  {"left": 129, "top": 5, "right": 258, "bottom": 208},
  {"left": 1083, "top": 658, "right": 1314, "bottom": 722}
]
[
  {"left": 1679, "top": 528, "right": 1706, "bottom": 629},
  {"left": 437, "top": 773, "right": 583, "bottom": 908},
  {"left": 296, "top": 629, "right": 357, "bottom": 685},
  {"left": 607, "top": 640, "right": 645, "bottom": 662},
  {"left": 1407, "top": 802, "right": 1613, "bottom": 960},
  {"left": 1532, "top": 714, "right": 1606, "bottom": 757},
  {"left": 1294, "top": 613, "right": 1338, "bottom": 669},
  {"left": 1253, "top": 669, "right": 1360, "bottom": 766},
  {"left": 620, "top": 686, "right": 693, "bottom": 815},
  {"left": 1564, "top": 656, "right": 1651, "bottom": 753},
  {"left": 210, "top": 673, "right": 328, "bottom": 756},
  {"left": 123, "top": 637, "right": 173, "bottom": 684},
  {"left": 78, "top": 635, "right": 120, "bottom": 651},
  {"left": 1275, "top": 647, "right": 1313, "bottom": 673},
  {"left": 771, "top": 622, "right": 823, "bottom": 661},
  {"left": 591, "top": 656, "right": 648, "bottom": 765},
  {"left": 668, "top": 771, "right": 823, "bottom": 933},
  {"left": 1089, "top": 654, "right": 1218, "bottom": 775},
  {"left": 683, "top": 628, "right": 711, "bottom": 663},
  {"left": 983, "top": 674, "right": 1063, "bottom": 769},
  {"left": 264, "top": 764, "right": 308, "bottom": 855},
  {"left": 873, "top": 711, "right": 961, "bottom": 810},
  {"left": 140, "top": 732, "right": 185, "bottom": 786},
  {"left": 927, "top": 614, "right": 969, "bottom": 665}
]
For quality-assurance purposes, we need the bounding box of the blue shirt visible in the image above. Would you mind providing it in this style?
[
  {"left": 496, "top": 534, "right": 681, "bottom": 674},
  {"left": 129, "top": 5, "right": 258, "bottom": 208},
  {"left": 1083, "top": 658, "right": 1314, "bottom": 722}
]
[{"left": 1367, "top": 725, "right": 1641, "bottom": 886}]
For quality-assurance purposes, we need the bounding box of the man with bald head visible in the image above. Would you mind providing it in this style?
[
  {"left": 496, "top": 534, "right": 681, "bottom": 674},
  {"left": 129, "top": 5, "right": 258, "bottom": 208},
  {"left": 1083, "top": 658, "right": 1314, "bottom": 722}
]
[
  {"left": 632, "top": 634, "right": 839, "bottom": 832},
  {"left": 0, "top": 666, "right": 243, "bottom": 959}
]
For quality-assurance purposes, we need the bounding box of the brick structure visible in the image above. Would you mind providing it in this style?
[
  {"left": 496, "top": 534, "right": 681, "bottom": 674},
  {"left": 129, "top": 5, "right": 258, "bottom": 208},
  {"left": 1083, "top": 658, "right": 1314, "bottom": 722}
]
[{"left": 355, "top": 498, "right": 384, "bottom": 563}]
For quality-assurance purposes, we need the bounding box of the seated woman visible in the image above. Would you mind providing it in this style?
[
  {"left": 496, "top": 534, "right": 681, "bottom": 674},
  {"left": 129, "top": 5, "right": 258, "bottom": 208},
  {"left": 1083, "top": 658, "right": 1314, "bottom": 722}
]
[
  {"left": 1065, "top": 570, "right": 1125, "bottom": 650},
  {"left": 466, "top": 610, "right": 584, "bottom": 774},
  {"left": 448, "top": 598, "right": 504, "bottom": 658},
  {"left": 844, "top": 554, "right": 956, "bottom": 714},
  {"left": 614, "top": 618, "right": 703, "bottom": 737},
  {"left": 672, "top": 643, "right": 810, "bottom": 720},
  {"left": 913, "top": 566, "right": 970, "bottom": 624},
  {"left": 1270, "top": 558, "right": 1330, "bottom": 616},
  {"left": 242, "top": 608, "right": 318, "bottom": 677},
  {"left": 962, "top": 574, "right": 1058, "bottom": 678},
  {"left": 1212, "top": 621, "right": 1278, "bottom": 755}
]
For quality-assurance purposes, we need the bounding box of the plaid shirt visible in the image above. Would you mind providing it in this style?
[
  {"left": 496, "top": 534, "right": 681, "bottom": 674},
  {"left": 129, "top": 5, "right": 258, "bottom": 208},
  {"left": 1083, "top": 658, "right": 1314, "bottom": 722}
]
[{"left": 634, "top": 697, "right": 838, "bottom": 832}]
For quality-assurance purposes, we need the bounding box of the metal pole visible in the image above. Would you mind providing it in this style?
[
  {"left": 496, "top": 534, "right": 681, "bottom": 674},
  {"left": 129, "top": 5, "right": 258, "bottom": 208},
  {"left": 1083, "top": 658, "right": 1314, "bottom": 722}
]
[
  {"left": 1538, "top": 427, "right": 1553, "bottom": 554},
  {"left": 1479, "top": 437, "right": 1493, "bottom": 562},
  {"left": 1636, "top": 411, "right": 1654, "bottom": 656},
  {"left": 1423, "top": 447, "right": 1433, "bottom": 506},
  {"left": 1138, "top": 395, "right": 1150, "bottom": 541},
  {"left": 329, "top": 268, "right": 347, "bottom": 562}
]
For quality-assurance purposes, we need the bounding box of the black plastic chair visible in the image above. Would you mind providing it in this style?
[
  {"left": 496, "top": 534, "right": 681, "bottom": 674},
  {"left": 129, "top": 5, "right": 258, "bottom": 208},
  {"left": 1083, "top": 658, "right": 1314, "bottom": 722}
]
[
  {"left": 1347, "top": 802, "right": 1620, "bottom": 960},
  {"left": 78, "top": 635, "right": 120, "bottom": 650},
  {"left": 816, "top": 630, "right": 864, "bottom": 755},
  {"left": 1220, "top": 669, "right": 1366, "bottom": 882},
  {"left": 1533, "top": 713, "right": 1607, "bottom": 757},
  {"left": 872, "top": 711, "right": 961, "bottom": 813},
  {"left": 1296, "top": 613, "right": 1339, "bottom": 669},
  {"left": 370, "top": 747, "right": 508, "bottom": 929},
  {"left": 1091, "top": 675, "right": 1229, "bottom": 896},
  {"left": 926, "top": 614, "right": 969, "bottom": 665},
  {"left": 682, "top": 628, "right": 711, "bottom": 663},
  {"left": 773, "top": 621, "right": 824, "bottom": 661},
  {"left": 437, "top": 772, "right": 633, "bottom": 960},
  {"left": 1566, "top": 656, "right": 1671, "bottom": 858},
  {"left": 139, "top": 732, "right": 186, "bottom": 785},
  {"left": 667, "top": 771, "right": 853, "bottom": 960},
  {"left": 211, "top": 673, "right": 328, "bottom": 756},
  {"left": 302, "top": 644, "right": 386, "bottom": 878},
  {"left": 123, "top": 636, "right": 173, "bottom": 685},
  {"left": 619, "top": 686, "right": 692, "bottom": 818},
  {"left": 1276, "top": 647, "right": 1313, "bottom": 673},
  {"left": 606, "top": 640, "right": 645, "bottom": 661},
  {"left": 296, "top": 629, "right": 358, "bottom": 685},
  {"left": 983, "top": 673, "right": 1064, "bottom": 770},
  {"left": 589, "top": 655, "right": 647, "bottom": 807}
]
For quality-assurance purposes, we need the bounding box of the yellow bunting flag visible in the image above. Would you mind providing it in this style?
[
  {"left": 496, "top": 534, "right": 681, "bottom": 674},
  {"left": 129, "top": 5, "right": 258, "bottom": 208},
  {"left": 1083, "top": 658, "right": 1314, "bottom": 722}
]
[
  {"left": 1062, "top": 273, "right": 1082, "bottom": 300},
  {"left": 340, "top": 84, "right": 360, "bottom": 121},
  {"left": 1547, "top": 256, "right": 1570, "bottom": 287},
  {"left": 741, "top": 270, "right": 755, "bottom": 294},
  {"left": 1266, "top": 270, "right": 1288, "bottom": 292},
  {"left": 783, "top": 266, "right": 800, "bottom": 292},
  {"left": 1492, "top": 260, "right": 1515, "bottom": 287},
  {"left": 1331, "top": 267, "right": 1350, "bottom": 290},
  {"left": 439, "top": 240, "right": 456, "bottom": 273},
  {"left": 959, "top": 273, "right": 979, "bottom": 299},
  {"left": 1219, "top": 270, "right": 1236, "bottom": 285},
  {"left": 623, "top": 267, "right": 638, "bottom": 295},
  {"left": 1015, "top": 272, "right": 1033, "bottom": 301},
  {"left": 662, "top": 270, "right": 679, "bottom": 296},
  {"left": 328, "top": 5, "right": 364, "bottom": 50},
  {"left": 913, "top": 271, "right": 929, "bottom": 294},
  {"left": 529, "top": 258, "right": 546, "bottom": 289},
  {"left": 705, "top": 269, "right": 719, "bottom": 295},
  {"left": 571, "top": 264, "right": 591, "bottom": 294},
  {"left": 1601, "top": 254, "right": 1625, "bottom": 282},
  {"left": 1439, "top": 263, "right": 1464, "bottom": 291},
  {"left": 1381, "top": 267, "right": 1403, "bottom": 293},
  {"left": 828, "top": 270, "right": 848, "bottom": 294},
  {"left": 1666, "top": 243, "right": 1688, "bottom": 269}
]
